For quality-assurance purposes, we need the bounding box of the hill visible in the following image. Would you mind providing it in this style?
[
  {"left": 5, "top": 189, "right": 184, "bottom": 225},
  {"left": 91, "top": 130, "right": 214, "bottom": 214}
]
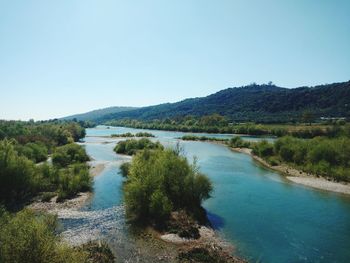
[
  {"left": 94, "top": 81, "right": 350, "bottom": 123},
  {"left": 62, "top": 106, "right": 137, "bottom": 121},
  {"left": 62, "top": 81, "right": 350, "bottom": 123}
]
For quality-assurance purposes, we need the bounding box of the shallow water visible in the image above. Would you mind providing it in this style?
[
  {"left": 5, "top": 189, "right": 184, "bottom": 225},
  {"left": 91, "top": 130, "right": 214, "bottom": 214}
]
[{"left": 62, "top": 126, "right": 350, "bottom": 263}]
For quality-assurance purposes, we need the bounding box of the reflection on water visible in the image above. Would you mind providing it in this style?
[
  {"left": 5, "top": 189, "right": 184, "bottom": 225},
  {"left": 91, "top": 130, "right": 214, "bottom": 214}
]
[{"left": 59, "top": 126, "right": 350, "bottom": 263}]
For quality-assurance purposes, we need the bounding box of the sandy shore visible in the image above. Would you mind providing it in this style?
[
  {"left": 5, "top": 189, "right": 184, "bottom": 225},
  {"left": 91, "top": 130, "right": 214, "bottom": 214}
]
[
  {"left": 160, "top": 226, "right": 231, "bottom": 249},
  {"left": 89, "top": 161, "right": 107, "bottom": 176},
  {"left": 231, "top": 147, "right": 350, "bottom": 195}
]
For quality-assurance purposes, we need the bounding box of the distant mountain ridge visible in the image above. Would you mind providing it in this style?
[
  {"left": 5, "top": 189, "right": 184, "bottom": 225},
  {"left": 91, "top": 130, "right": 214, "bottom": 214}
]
[
  {"left": 63, "top": 81, "right": 350, "bottom": 123},
  {"left": 62, "top": 106, "right": 137, "bottom": 121}
]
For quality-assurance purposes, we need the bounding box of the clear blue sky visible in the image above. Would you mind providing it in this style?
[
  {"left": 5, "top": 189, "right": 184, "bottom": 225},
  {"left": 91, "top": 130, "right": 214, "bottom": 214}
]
[{"left": 0, "top": 0, "right": 349, "bottom": 120}]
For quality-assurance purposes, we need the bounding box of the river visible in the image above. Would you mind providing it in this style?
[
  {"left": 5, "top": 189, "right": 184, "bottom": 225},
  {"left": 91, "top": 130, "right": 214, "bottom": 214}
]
[{"left": 60, "top": 126, "right": 350, "bottom": 263}]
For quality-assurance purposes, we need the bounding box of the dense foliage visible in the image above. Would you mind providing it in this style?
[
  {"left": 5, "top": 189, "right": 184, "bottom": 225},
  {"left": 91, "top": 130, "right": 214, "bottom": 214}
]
[
  {"left": 114, "top": 138, "right": 163, "bottom": 155},
  {"left": 228, "top": 137, "right": 251, "bottom": 148},
  {"left": 252, "top": 136, "right": 350, "bottom": 182},
  {"left": 62, "top": 106, "right": 136, "bottom": 121},
  {"left": 0, "top": 209, "right": 88, "bottom": 263},
  {"left": 52, "top": 143, "right": 90, "bottom": 167},
  {"left": 0, "top": 208, "right": 115, "bottom": 263},
  {"left": 0, "top": 120, "right": 91, "bottom": 208},
  {"left": 124, "top": 148, "right": 213, "bottom": 225},
  {"left": 180, "top": 135, "right": 228, "bottom": 142},
  {"left": 111, "top": 132, "right": 154, "bottom": 138},
  {"left": 0, "top": 120, "right": 86, "bottom": 148},
  {"left": 0, "top": 139, "right": 92, "bottom": 207},
  {"left": 91, "top": 81, "right": 350, "bottom": 123},
  {"left": 0, "top": 139, "right": 39, "bottom": 206},
  {"left": 107, "top": 116, "right": 349, "bottom": 139}
]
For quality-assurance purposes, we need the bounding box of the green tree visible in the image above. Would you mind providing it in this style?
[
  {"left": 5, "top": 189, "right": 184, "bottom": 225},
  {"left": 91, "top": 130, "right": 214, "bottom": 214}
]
[
  {"left": 0, "top": 209, "right": 88, "bottom": 263},
  {"left": 301, "top": 110, "right": 314, "bottom": 125}
]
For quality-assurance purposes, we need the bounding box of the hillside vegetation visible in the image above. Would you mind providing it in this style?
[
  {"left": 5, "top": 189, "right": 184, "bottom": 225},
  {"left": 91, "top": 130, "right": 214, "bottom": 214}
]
[
  {"left": 72, "top": 81, "right": 350, "bottom": 123},
  {"left": 62, "top": 106, "right": 136, "bottom": 121}
]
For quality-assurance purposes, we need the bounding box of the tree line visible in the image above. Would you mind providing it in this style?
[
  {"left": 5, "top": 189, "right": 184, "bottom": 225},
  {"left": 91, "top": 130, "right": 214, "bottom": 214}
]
[{"left": 105, "top": 114, "right": 350, "bottom": 139}]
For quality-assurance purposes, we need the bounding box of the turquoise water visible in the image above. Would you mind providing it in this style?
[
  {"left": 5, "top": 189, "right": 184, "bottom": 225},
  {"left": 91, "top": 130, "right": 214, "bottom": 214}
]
[
  {"left": 85, "top": 125, "right": 276, "bottom": 142},
  {"left": 73, "top": 126, "right": 350, "bottom": 262}
]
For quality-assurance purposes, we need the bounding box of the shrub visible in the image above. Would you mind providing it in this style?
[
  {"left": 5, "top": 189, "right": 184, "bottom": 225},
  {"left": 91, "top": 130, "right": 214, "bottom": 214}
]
[
  {"left": 52, "top": 143, "right": 89, "bottom": 167},
  {"left": 229, "top": 136, "right": 250, "bottom": 148},
  {"left": 17, "top": 142, "right": 48, "bottom": 163},
  {"left": 0, "top": 209, "right": 88, "bottom": 263},
  {"left": 56, "top": 164, "right": 92, "bottom": 202},
  {"left": 124, "top": 148, "right": 212, "bottom": 225},
  {"left": 252, "top": 140, "right": 274, "bottom": 157},
  {"left": 41, "top": 192, "right": 56, "bottom": 202},
  {"left": 135, "top": 132, "right": 155, "bottom": 137},
  {"left": 0, "top": 139, "right": 38, "bottom": 206},
  {"left": 114, "top": 138, "right": 163, "bottom": 155},
  {"left": 119, "top": 162, "right": 131, "bottom": 177}
]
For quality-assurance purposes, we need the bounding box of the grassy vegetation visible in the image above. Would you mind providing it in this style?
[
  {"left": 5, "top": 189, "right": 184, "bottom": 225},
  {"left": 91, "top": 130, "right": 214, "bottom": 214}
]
[
  {"left": 252, "top": 136, "right": 350, "bottom": 182},
  {"left": 123, "top": 147, "right": 213, "bottom": 228},
  {"left": 0, "top": 208, "right": 88, "bottom": 263},
  {"left": 106, "top": 115, "right": 349, "bottom": 138},
  {"left": 0, "top": 120, "right": 115, "bottom": 262},
  {"left": 111, "top": 132, "right": 155, "bottom": 138},
  {"left": 0, "top": 120, "right": 92, "bottom": 209},
  {"left": 52, "top": 143, "right": 90, "bottom": 167},
  {"left": 0, "top": 139, "right": 92, "bottom": 208},
  {"left": 228, "top": 136, "right": 252, "bottom": 148},
  {"left": 180, "top": 135, "right": 228, "bottom": 142},
  {"left": 114, "top": 138, "right": 163, "bottom": 155},
  {"left": 0, "top": 120, "right": 87, "bottom": 147},
  {"left": 0, "top": 208, "right": 115, "bottom": 263}
]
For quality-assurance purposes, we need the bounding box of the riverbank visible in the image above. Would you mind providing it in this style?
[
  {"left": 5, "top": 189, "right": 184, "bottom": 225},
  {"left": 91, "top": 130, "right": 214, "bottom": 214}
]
[
  {"left": 27, "top": 192, "right": 91, "bottom": 212},
  {"left": 27, "top": 159, "right": 107, "bottom": 213},
  {"left": 151, "top": 225, "right": 246, "bottom": 263},
  {"left": 231, "top": 147, "right": 350, "bottom": 195}
]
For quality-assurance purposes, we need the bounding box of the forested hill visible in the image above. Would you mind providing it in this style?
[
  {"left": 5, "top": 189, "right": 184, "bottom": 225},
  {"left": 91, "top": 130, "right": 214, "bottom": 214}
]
[
  {"left": 66, "top": 81, "right": 350, "bottom": 123},
  {"left": 62, "top": 106, "right": 136, "bottom": 121}
]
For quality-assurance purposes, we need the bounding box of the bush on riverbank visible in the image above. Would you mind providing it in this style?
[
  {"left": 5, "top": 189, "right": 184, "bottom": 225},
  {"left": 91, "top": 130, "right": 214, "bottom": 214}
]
[
  {"left": 114, "top": 138, "right": 163, "bottom": 155},
  {"left": 135, "top": 132, "right": 155, "bottom": 137},
  {"left": 0, "top": 139, "right": 92, "bottom": 208},
  {"left": 0, "top": 209, "right": 88, "bottom": 263},
  {"left": 56, "top": 164, "right": 92, "bottom": 202},
  {"left": 0, "top": 208, "right": 115, "bottom": 263},
  {"left": 181, "top": 135, "right": 228, "bottom": 142},
  {"left": 111, "top": 132, "right": 155, "bottom": 138},
  {"left": 52, "top": 143, "right": 90, "bottom": 167},
  {"left": 119, "top": 162, "right": 131, "bottom": 177},
  {"left": 124, "top": 148, "right": 213, "bottom": 226},
  {"left": 253, "top": 136, "right": 350, "bottom": 181},
  {"left": 228, "top": 137, "right": 251, "bottom": 148}
]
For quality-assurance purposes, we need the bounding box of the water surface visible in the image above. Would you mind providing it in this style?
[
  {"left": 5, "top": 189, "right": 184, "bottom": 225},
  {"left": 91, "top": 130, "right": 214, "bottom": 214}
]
[{"left": 63, "top": 126, "right": 350, "bottom": 263}]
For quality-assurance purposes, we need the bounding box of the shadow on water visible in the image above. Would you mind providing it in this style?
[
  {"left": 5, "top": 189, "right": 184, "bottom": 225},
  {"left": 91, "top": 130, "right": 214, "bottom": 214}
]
[{"left": 206, "top": 210, "right": 225, "bottom": 229}]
